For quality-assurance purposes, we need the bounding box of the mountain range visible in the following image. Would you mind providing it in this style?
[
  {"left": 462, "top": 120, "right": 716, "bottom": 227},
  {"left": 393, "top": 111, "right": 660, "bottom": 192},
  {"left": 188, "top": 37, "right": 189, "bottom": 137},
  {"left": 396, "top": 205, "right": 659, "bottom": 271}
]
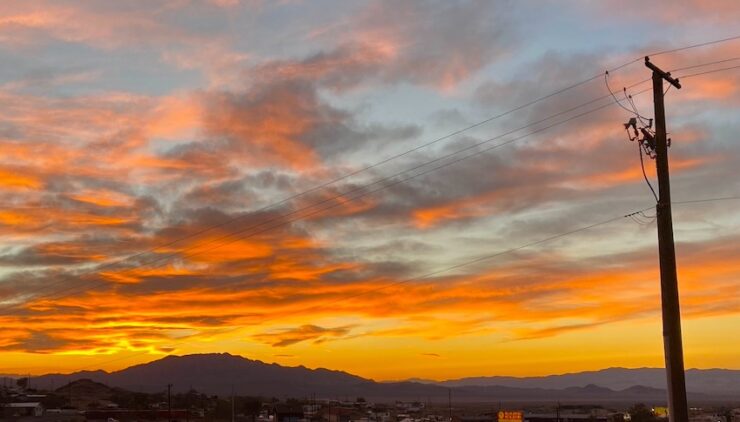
[
  {"left": 411, "top": 367, "right": 740, "bottom": 397},
  {"left": 26, "top": 353, "right": 740, "bottom": 403}
]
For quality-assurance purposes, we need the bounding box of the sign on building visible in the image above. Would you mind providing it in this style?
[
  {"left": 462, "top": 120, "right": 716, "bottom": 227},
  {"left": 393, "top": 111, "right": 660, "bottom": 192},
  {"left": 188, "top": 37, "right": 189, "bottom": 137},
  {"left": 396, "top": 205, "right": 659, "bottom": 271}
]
[{"left": 499, "top": 411, "right": 523, "bottom": 422}]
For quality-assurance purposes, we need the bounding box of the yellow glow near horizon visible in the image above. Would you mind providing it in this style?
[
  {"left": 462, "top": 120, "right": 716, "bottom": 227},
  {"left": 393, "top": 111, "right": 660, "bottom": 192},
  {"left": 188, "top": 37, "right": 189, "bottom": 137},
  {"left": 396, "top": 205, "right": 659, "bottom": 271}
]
[{"left": 4, "top": 314, "right": 739, "bottom": 380}]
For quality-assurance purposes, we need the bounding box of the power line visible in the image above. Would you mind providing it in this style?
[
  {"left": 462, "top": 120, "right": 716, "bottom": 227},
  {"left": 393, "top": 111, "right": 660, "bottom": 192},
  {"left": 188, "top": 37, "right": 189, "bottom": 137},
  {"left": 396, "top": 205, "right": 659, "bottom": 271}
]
[
  {"left": 5, "top": 70, "right": 629, "bottom": 299},
  {"left": 1, "top": 54, "right": 737, "bottom": 316},
  {"left": 638, "top": 141, "right": 659, "bottom": 203},
  {"left": 670, "top": 56, "right": 740, "bottom": 73},
  {"left": 611, "top": 55, "right": 740, "bottom": 104},
  {"left": 678, "top": 63, "right": 740, "bottom": 79},
  {"left": 602, "top": 33, "right": 740, "bottom": 74},
  {"left": 4, "top": 36, "right": 740, "bottom": 377},
  {"left": 4, "top": 56, "right": 739, "bottom": 316},
  {"left": 2, "top": 86, "right": 642, "bottom": 314},
  {"left": 615, "top": 58, "right": 740, "bottom": 204},
  {"left": 36, "top": 203, "right": 656, "bottom": 373},
  {"left": 626, "top": 92, "right": 651, "bottom": 126},
  {"left": 7, "top": 35, "right": 739, "bottom": 304},
  {"left": 673, "top": 195, "right": 740, "bottom": 205},
  {"left": 37, "top": 56, "right": 734, "bottom": 298},
  {"left": 27, "top": 194, "right": 740, "bottom": 374},
  {"left": 604, "top": 71, "right": 652, "bottom": 121},
  {"left": 8, "top": 59, "right": 634, "bottom": 262},
  {"left": 647, "top": 34, "right": 740, "bottom": 57},
  {"left": 4, "top": 67, "right": 639, "bottom": 306}
]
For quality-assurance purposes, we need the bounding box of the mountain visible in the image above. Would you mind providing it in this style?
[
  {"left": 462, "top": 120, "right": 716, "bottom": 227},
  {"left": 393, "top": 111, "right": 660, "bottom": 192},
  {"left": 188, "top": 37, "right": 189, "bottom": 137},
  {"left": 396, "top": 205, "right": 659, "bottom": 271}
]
[
  {"left": 424, "top": 367, "right": 740, "bottom": 396},
  {"left": 28, "top": 354, "right": 735, "bottom": 402},
  {"left": 33, "top": 353, "right": 372, "bottom": 397},
  {"left": 451, "top": 383, "right": 675, "bottom": 402},
  {"left": 55, "top": 378, "right": 125, "bottom": 409}
]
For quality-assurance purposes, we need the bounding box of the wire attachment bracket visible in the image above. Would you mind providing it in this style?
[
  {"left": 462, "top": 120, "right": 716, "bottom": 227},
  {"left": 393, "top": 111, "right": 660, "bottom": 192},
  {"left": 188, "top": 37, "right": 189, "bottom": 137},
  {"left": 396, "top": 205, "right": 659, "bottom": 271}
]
[{"left": 624, "top": 117, "right": 662, "bottom": 159}]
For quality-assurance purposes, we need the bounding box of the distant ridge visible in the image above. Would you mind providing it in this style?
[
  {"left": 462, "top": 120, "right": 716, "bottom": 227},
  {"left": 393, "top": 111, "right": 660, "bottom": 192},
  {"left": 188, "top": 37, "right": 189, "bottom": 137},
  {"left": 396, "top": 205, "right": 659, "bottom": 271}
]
[
  {"left": 418, "top": 367, "right": 740, "bottom": 396},
  {"left": 26, "top": 354, "right": 738, "bottom": 402}
]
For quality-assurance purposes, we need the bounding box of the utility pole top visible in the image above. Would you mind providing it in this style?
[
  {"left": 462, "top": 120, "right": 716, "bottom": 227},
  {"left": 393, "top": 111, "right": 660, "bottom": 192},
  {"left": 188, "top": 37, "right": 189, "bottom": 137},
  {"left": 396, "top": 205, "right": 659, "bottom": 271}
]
[
  {"left": 645, "top": 56, "right": 682, "bottom": 89},
  {"left": 645, "top": 55, "right": 688, "bottom": 422}
]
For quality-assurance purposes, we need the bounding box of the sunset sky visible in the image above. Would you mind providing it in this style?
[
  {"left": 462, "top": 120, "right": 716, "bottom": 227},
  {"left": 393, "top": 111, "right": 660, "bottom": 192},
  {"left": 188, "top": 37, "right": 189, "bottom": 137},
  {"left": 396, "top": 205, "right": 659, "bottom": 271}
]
[{"left": 0, "top": 1, "right": 739, "bottom": 382}]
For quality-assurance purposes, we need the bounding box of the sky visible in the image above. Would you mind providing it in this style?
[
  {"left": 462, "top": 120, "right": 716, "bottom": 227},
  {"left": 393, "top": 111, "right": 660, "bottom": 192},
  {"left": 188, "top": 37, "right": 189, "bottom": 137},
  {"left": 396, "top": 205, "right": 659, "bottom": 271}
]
[{"left": 0, "top": 0, "right": 739, "bottom": 382}]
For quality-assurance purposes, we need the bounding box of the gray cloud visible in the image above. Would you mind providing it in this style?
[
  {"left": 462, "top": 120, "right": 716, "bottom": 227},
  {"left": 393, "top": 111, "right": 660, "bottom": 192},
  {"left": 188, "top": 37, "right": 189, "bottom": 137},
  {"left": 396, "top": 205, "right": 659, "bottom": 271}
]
[
  {"left": 257, "top": 1, "right": 514, "bottom": 91},
  {"left": 253, "top": 324, "right": 355, "bottom": 347}
]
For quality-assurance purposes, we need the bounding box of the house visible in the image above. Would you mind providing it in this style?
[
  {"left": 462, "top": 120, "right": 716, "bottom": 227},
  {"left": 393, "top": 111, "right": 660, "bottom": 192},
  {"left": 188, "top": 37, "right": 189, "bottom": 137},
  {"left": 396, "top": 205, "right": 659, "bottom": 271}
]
[{"left": 2, "top": 402, "right": 44, "bottom": 418}]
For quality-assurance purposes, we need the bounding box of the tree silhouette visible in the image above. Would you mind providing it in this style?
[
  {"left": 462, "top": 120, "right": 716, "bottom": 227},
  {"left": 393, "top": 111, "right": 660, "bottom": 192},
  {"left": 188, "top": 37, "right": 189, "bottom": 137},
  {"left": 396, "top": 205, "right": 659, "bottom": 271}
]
[{"left": 628, "top": 404, "right": 659, "bottom": 422}]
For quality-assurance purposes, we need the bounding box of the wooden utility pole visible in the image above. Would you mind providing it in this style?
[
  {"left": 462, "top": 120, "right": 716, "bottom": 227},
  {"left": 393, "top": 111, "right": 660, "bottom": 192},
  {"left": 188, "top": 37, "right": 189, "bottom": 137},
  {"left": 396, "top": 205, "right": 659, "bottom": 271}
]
[
  {"left": 645, "top": 56, "right": 688, "bottom": 422},
  {"left": 448, "top": 388, "right": 452, "bottom": 422},
  {"left": 168, "top": 383, "right": 173, "bottom": 422}
]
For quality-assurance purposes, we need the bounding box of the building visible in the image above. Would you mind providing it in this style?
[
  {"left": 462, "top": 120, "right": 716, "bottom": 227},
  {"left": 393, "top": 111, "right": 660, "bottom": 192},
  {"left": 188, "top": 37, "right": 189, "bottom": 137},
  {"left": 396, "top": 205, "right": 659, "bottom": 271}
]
[
  {"left": 396, "top": 402, "right": 425, "bottom": 414},
  {"left": 304, "top": 404, "right": 323, "bottom": 419},
  {"left": 84, "top": 409, "right": 194, "bottom": 421},
  {"left": 457, "top": 416, "right": 496, "bottom": 422},
  {"left": 324, "top": 406, "right": 364, "bottom": 422},
  {"left": 2, "top": 402, "right": 44, "bottom": 418},
  {"left": 523, "top": 413, "right": 608, "bottom": 422},
  {"left": 273, "top": 404, "right": 305, "bottom": 422},
  {"left": 369, "top": 405, "right": 392, "bottom": 422},
  {"left": 689, "top": 414, "right": 726, "bottom": 422},
  {"left": 730, "top": 409, "right": 740, "bottom": 422}
]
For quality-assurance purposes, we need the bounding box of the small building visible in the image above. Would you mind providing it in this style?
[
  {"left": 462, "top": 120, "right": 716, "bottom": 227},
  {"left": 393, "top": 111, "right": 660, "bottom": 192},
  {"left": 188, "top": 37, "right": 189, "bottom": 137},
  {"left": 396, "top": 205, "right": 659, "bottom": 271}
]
[
  {"left": 524, "top": 414, "right": 608, "bottom": 422},
  {"left": 690, "top": 415, "right": 726, "bottom": 422},
  {"left": 2, "top": 402, "right": 44, "bottom": 418},
  {"left": 84, "top": 409, "right": 194, "bottom": 421},
  {"left": 304, "top": 404, "right": 323, "bottom": 419},
  {"left": 273, "top": 404, "right": 305, "bottom": 422},
  {"left": 458, "top": 416, "right": 495, "bottom": 422},
  {"left": 324, "top": 406, "right": 363, "bottom": 422},
  {"left": 369, "top": 407, "right": 392, "bottom": 422},
  {"left": 396, "top": 402, "right": 425, "bottom": 414}
]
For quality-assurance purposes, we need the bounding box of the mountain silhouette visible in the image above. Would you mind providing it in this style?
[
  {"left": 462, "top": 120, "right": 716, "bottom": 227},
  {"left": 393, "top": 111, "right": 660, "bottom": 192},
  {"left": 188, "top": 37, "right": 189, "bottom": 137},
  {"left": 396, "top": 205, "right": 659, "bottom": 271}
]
[
  {"left": 34, "top": 353, "right": 372, "bottom": 397},
  {"left": 28, "top": 354, "right": 735, "bottom": 402},
  {"left": 424, "top": 367, "right": 740, "bottom": 396}
]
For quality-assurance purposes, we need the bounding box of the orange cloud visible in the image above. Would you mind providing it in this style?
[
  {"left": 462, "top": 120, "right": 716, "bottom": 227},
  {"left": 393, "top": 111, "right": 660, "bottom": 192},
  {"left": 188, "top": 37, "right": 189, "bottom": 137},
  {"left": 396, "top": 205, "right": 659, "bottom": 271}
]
[
  {"left": 70, "top": 189, "right": 134, "bottom": 208},
  {"left": 203, "top": 86, "right": 324, "bottom": 171},
  {"left": 0, "top": 167, "right": 42, "bottom": 190},
  {"left": 581, "top": 157, "right": 710, "bottom": 188},
  {"left": 100, "top": 265, "right": 197, "bottom": 285},
  {"left": 681, "top": 77, "right": 738, "bottom": 102},
  {"left": 176, "top": 236, "right": 274, "bottom": 264},
  {"left": 412, "top": 191, "right": 506, "bottom": 229},
  {"left": 146, "top": 94, "right": 203, "bottom": 140},
  {"left": 1, "top": 228, "right": 737, "bottom": 375}
]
